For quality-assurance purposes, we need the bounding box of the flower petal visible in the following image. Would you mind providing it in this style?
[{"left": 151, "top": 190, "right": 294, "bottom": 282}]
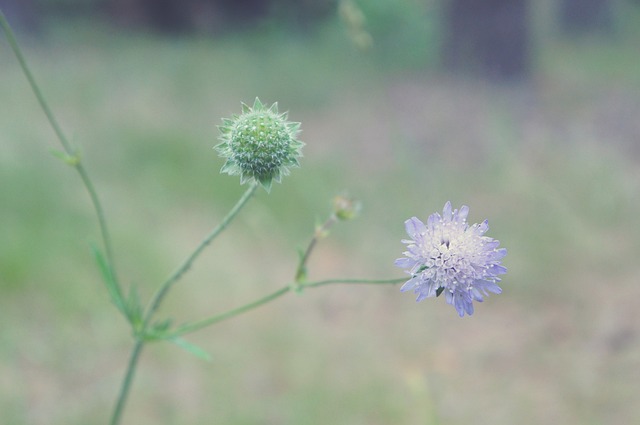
[
  {"left": 442, "top": 201, "right": 452, "bottom": 219},
  {"left": 394, "top": 257, "right": 417, "bottom": 269},
  {"left": 400, "top": 277, "right": 420, "bottom": 292},
  {"left": 404, "top": 217, "right": 426, "bottom": 239}
]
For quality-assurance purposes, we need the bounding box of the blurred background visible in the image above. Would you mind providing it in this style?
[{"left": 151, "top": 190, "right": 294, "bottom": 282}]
[{"left": 1, "top": 0, "right": 640, "bottom": 424}]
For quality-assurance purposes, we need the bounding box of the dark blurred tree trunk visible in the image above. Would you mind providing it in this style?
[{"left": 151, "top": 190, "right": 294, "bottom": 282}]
[
  {"left": 106, "top": 0, "right": 332, "bottom": 33},
  {"left": 559, "top": 0, "right": 615, "bottom": 34},
  {"left": 107, "top": 0, "right": 223, "bottom": 32},
  {"left": 270, "top": 0, "right": 336, "bottom": 33},
  {"left": 442, "top": 0, "right": 531, "bottom": 81},
  {"left": 140, "top": 0, "right": 194, "bottom": 32},
  {"left": 106, "top": 0, "right": 277, "bottom": 33},
  {"left": 0, "top": 0, "right": 40, "bottom": 34},
  {"left": 215, "top": 0, "right": 271, "bottom": 28}
]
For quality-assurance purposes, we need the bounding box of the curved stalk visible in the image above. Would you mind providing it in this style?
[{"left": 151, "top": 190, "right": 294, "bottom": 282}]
[
  {"left": 143, "top": 182, "right": 259, "bottom": 323},
  {"left": 294, "top": 214, "right": 337, "bottom": 282},
  {"left": 1, "top": 10, "right": 120, "bottom": 285},
  {"left": 167, "top": 277, "right": 404, "bottom": 338},
  {"left": 110, "top": 183, "right": 259, "bottom": 425},
  {"left": 303, "top": 277, "right": 406, "bottom": 288}
]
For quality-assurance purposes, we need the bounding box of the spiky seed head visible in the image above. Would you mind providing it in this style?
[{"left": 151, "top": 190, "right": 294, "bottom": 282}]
[{"left": 215, "top": 98, "right": 303, "bottom": 192}]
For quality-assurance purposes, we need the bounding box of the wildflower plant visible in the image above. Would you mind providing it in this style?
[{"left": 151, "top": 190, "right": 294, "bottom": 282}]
[{"left": 1, "top": 9, "right": 507, "bottom": 425}]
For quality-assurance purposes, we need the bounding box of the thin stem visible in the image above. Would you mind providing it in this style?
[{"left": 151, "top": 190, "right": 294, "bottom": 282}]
[
  {"left": 143, "top": 182, "right": 259, "bottom": 323},
  {"left": 294, "top": 214, "right": 337, "bottom": 282},
  {"left": 168, "top": 277, "right": 404, "bottom": 338},
  {"left": 1, "top": 10, "right": 120, "bottom": 285},
  {"left": 1, "top": 10, "right": 72, "bottom": 153},
  {"left": 169, "top": 286, "right": 291, "bottom": 337},
  {"left": 110, "top": 340, "right": 144, "bottom": 425},
  {"left": 303, "top": 277, "right": 406, "bottom": 288},
  {"left": 76, "top": 163, "right": 119, "bottom": 282}
]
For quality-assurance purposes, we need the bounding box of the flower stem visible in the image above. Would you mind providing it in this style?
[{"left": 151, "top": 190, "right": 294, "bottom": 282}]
[
  {"left": 294, "top": 214, "right": 337, "bottom": 282},
  {"left": 1, "top": 9, "right": 120, "bottom": 286},
  {"left": 169, "top": 286, "right": 291, "bottom": 337},
  {"left": 0, "top": 10, "right": 72, "bottom": 154},
  {"left": 167, "top": 277, "right": 404, "bottom": 338},
  {"left": 110, "top": 339, "right": 144, "bottom": 425},
  {"left": 302, "top": 277, "right": 406, "bottom": 288},
  {"left": 143, "top": 182, "right": 259, "bottom": 323}
]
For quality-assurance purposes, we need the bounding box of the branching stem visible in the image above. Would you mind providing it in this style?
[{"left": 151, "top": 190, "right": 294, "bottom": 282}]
[{"left": 0, "top": 10, "right": 121, "bottom": 293}]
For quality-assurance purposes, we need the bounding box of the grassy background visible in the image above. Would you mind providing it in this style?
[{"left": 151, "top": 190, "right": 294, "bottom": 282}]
[{"left": 2, "top": 5, "right": 640, "bottom": 424}]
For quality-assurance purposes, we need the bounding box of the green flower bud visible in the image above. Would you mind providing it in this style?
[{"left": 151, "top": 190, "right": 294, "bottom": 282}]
[
  {"left": 215, "top": 98, "right": 304, "bottom": 192},
  {"left": 332, "top": 194, "right": 361, "bottom": 221}
]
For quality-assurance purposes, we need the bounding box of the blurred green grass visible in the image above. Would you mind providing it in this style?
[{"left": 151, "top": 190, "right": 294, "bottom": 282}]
[{"left": 2, "top": 13, "right": 640, "bottom": 425}]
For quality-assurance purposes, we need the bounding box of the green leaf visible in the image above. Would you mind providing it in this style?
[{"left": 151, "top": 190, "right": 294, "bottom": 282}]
[
  {"left": 259, "top": 177, "right": 273, "bottom": 192},
  {"left": 142, "top": 319, "right": 173, "bottom": 341},
  {"left": 168, "top": 337, "right": 212, "bottom": 362},
  {"left": 50, "top": 149, "right": 80, "bottom": 166},
  {"left": 295, "top": 265, "right": 307, "bottom": 284},
  {"left": 91, "top": 244, "right": 126, "bottom": 316},
  {"left": 294, "top": 247, "right": 307, "bottom": 283},
  {"left": 152, "top": 319, "right": 172, "bottom": 335},
  {"left": 125, "top": 285, "right": 143, "bottom": 328}
]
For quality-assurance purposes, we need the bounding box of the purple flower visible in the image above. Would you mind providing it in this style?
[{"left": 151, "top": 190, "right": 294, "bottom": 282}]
[{"left": 395, "top": 202, "right": 506, "bottom": 317}]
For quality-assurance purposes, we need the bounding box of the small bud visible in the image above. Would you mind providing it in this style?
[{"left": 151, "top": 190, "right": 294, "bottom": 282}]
[
  {"left": 332, "top": 194, "right": 361, "bottom": 221},
  {"left": 215, "top": 98, "right": 304, "bottom": 192}
]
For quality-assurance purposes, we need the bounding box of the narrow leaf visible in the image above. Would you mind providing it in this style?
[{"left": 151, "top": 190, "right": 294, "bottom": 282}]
[
  {"left": 91, "top": 244, "right": 126, "bottom": 316},
  {"left": 153, "top": 319, "right": 172, "bottom": 333},
  {"left": 142, "top": 319, "right": 174, "bottom": 341},
  {"left": 168, "top": 337, "right": 212, "bottom": 362},
  {"left": 126, "top": 285, "right": 143, "bottom": 327}
]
